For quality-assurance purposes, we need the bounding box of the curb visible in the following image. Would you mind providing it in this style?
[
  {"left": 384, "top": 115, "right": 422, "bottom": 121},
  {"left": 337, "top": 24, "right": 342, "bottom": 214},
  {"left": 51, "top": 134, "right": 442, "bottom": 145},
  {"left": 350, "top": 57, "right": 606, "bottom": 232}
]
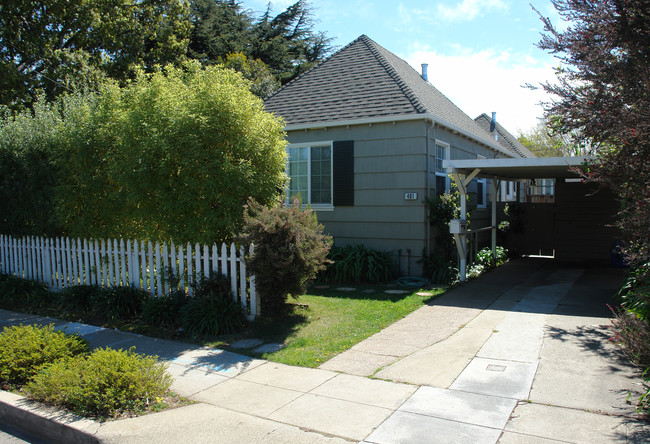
[{"left": 0, "top": 391, "right": 101, "bottom": 443}]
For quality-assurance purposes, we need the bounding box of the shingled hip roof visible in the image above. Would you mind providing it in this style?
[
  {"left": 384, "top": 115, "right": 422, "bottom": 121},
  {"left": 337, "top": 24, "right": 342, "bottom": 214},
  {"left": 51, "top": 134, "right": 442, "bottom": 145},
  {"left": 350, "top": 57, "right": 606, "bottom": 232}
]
[{"left": 264, "top": 34, "right": 510, "bottom": 155}]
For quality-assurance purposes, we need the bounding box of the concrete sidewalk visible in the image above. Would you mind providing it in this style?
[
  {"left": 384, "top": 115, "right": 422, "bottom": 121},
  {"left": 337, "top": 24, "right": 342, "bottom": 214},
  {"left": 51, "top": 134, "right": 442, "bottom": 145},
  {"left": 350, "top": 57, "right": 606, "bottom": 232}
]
[{"left": 1, "top": 259, "right": 649, "bottom": 443}]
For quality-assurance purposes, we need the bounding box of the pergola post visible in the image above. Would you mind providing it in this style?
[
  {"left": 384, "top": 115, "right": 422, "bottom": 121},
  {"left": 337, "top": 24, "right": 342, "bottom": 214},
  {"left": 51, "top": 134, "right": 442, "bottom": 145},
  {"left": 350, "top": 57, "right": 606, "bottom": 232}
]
[
  {"left": 449, "top": 168, "right": 481, "bottom": 282},
  {"left": 491, "top": 179, "right": 500, "bottom": 260}
]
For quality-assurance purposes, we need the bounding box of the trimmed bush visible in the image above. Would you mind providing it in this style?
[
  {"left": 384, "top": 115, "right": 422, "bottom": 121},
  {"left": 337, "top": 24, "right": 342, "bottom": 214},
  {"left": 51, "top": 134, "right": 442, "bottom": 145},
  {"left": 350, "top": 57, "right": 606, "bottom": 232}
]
[
  {"left": 26, "top": 347, "right": 172, "bottom": 418},
  {"left": 240, "top": 198, "right": 332, "bottom": 318},
  {"left": 0, "top": 324, "right": 89, "bottom": 386}
]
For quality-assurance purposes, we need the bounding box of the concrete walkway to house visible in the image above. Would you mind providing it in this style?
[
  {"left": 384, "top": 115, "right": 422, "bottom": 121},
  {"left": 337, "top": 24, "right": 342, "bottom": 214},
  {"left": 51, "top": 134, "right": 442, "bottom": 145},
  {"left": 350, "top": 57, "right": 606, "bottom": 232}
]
[{"left": 1, "top": 259, "right": 649, "bottom": 443}]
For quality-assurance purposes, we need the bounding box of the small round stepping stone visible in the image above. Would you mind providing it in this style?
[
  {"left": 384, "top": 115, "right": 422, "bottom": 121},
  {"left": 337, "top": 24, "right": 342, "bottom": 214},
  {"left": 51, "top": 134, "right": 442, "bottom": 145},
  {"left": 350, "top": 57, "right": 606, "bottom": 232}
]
[
  {"left": 361, "top": 289, "right": 376, "bottom": 293},
  {"left": 253, "top": 343, "right": 285, "bottom": 354},
  {"left": 336, "top": 287, "right": 357, "bottom": 292},
  {"left": 314, "top": 285, "right": 330, "bottom": 289},
  {"left": 230, "top": 339, "right": 263, "bottom": 349},
  {"left": 384, "top": 289, "right": 409, "bottom": 294}
]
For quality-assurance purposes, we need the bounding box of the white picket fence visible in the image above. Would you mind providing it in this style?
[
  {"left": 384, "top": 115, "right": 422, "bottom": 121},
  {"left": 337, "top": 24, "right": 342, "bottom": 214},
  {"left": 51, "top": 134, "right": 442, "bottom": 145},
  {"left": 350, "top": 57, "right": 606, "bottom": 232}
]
[{"left": 0, "top": 235, "right": 258, "bottom": 319}]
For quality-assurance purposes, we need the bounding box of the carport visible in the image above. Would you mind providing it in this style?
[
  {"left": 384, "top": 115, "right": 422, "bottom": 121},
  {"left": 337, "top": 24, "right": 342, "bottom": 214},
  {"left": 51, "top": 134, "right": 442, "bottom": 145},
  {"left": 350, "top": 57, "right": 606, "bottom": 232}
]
[{"left": 443, "top": 157, "right": 620, "bottom": 281}]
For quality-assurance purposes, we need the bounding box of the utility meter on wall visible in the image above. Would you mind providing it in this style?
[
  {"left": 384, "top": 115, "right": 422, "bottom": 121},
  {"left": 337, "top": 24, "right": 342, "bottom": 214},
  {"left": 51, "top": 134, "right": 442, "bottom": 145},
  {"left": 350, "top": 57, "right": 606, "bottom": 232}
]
[{"left": 449, "top": 219, "right": 467, "bottom": 234}]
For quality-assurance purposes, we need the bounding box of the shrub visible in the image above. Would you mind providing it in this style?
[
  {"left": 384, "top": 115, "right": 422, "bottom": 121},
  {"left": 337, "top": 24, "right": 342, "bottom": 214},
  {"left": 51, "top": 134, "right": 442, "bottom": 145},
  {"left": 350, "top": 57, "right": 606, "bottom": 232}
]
[
  {"left": 26, "top": 347, "right": 172, "bottom": 418},
  {"left": 418, "top": 253, "right": 458, "bottom": 285},
  {"left": 240, "top": 198, "right": 332, "bottom": 318},
  {"left": 318, "top": 244, "right": 395, "bottom": 284},
  {"left": 0, "top": 274, "right": 50, "bottom": 310},
  {"left": 142, "top": 290, "right": 187, "bottom": 330},
  {"left": 192, "top": 271, "right": 232, "bottom": 300},
  {"left": 94, "top": 286, "right": 149, "bottom": 322},
  {"left": 58, "top": 285, "right": 104, "bottom": 315},
  {"left": 181, "top": 272, "right": 244, "bottom": 337},
  {"left": 0, "top": 324, "right": 88, "bottom": 386},
  {"left": 618, "top": 262, "right": 650, "bottom": 320},
  {"left": 475, "top": 246, "right": 508, "bottom": 270},
  {"left": 181, "top": 295, "right": 244, "bottom": 338}
]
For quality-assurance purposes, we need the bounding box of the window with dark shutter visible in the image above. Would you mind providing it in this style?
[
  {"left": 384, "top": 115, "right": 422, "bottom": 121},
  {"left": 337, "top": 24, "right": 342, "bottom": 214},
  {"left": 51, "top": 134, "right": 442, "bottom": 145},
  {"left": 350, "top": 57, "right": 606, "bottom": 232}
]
[{"left": 333, "top": 140, "right": 354, "bottom": 206}]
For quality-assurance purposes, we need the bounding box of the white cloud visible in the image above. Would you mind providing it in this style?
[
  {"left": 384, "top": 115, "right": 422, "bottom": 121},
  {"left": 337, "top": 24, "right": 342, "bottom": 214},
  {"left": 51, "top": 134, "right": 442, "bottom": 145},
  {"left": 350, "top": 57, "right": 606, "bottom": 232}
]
[
  {"left": 404, "top": 44, "right": 556, "bottom": 133},
  {"left": 437, "top": 0, "right": 509, "bottom": 22}
]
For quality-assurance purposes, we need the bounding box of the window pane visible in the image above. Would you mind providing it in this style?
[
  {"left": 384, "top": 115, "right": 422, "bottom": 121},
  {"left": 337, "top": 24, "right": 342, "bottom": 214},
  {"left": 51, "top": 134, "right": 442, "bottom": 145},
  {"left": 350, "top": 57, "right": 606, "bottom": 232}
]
[
  {"left": 288, "top": 146, "right": 308, "bottom": 202},
  {"left": 310, "top": 146, "right": 331, "bottom": 204}
]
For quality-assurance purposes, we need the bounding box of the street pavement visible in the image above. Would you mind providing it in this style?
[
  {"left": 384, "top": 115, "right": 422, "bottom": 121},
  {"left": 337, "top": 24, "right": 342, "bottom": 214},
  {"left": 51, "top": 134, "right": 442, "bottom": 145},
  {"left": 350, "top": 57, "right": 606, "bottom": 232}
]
[{"left": 0, "top": 258, "right": 648, "bottom": 443}]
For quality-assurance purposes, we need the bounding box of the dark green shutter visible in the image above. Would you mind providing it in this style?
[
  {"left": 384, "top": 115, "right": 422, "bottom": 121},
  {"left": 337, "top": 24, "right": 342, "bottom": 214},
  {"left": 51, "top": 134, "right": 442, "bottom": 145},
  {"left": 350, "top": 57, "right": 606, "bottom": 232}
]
[{"left": 333, "top": 140, "right": 354, "bottom": 206}]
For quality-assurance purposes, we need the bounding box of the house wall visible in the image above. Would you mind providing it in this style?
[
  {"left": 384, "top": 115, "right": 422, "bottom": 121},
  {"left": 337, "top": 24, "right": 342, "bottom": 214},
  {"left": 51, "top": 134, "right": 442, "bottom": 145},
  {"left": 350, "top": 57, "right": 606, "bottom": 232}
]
[
  {"left": 287, "top": 120, "right": 428, "bottom": 276},
  {"left": 286, "top": 120, "right": 508, "bottom": 276}
]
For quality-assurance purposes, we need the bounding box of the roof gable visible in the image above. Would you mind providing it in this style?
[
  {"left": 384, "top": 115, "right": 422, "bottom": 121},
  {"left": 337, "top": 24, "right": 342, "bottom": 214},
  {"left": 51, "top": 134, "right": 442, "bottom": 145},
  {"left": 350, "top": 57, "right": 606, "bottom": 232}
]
[
  {"left": 264, "top": 35, "right": 505, "bottom": 152},
  {"left": 474, "top": 113, "right": 536, "bottom": 158}
]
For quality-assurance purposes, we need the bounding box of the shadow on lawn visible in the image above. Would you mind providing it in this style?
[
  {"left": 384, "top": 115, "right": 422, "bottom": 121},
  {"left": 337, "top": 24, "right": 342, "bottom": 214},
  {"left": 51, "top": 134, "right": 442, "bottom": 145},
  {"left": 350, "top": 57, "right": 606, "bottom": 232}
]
[{"left": 307, "top": 284, "right": 443, "bottom": 303}]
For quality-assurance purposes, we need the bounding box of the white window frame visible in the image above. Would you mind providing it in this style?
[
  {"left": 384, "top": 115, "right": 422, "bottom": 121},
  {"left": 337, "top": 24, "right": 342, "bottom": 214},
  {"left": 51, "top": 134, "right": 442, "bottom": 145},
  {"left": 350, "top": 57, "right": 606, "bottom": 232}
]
[
  {"left": 435, "top": 140, "right": 450, "bottom": 194},
  {"left": 286, "top": 141, "right": 334, "bottom": 210}
]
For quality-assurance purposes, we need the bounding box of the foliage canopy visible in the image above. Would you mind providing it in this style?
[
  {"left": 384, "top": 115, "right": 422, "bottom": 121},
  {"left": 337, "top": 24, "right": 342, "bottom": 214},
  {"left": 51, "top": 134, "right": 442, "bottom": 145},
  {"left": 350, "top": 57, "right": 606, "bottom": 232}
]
[
  {"left": 0, "top": 62, "right": 288, "bottom": 243},
  {"left": 536, "top": 0, "right": 650, "bottom": 264}
]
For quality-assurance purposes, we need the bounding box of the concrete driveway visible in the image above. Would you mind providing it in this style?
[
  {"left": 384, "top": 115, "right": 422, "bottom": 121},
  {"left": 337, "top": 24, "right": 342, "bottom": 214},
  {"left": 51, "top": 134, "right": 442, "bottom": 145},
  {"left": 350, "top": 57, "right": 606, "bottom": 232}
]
[{"left": 324, "top": 258, "right": 649, "bottom": 443}]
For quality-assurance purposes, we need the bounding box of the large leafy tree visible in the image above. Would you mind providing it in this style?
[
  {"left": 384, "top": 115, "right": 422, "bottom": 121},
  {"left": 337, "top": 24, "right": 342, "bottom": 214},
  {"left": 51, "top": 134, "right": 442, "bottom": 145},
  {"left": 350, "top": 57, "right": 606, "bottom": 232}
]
[
  {"left": 0, "top": 0, "right": 191, "bottom": 110},
  {"left": 536, "top": 0, "right": 650, "bottom": 264},
  {"left": 518, "top": 120, "right": 584, "bottom": 157},
  {"left": 188, "top": 0, "right": 332, "bottom": 85},
  {"left": 0, "top": 62, "right": 288, "bottom": 243}
]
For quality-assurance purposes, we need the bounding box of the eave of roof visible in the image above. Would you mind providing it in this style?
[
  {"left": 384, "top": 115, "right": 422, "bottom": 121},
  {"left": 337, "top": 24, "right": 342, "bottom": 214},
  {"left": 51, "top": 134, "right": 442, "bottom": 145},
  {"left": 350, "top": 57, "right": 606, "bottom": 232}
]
[
  {"left": 443, "top": 156, "right": 592, "bottom": 180},
  {"left": 283, "top": 113, "right": 515, "bottom": 158}
]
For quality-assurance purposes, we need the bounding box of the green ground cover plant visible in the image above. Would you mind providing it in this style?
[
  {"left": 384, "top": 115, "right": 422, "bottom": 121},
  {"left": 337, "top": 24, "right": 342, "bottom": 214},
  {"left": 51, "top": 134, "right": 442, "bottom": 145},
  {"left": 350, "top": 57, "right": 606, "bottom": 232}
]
[
  {"left": 318, "top": 244, "right": 395, "bottom": 284},
  {"left": 26, "top": 347, "right": 172, "bottom": 419},
  {"left": 211, "top": 285, "right": 445, "bottom": 368},
  {"left": 0, "top": 324, "right": 88, "bottom": 387}
]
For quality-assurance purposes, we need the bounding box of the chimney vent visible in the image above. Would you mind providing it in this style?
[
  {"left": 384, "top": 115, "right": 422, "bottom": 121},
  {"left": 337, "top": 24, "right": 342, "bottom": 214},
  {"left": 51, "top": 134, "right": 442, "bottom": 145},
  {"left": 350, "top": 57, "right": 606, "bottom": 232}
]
[{"left": 421, "top": 63, "right": 428, "bottom": 82}]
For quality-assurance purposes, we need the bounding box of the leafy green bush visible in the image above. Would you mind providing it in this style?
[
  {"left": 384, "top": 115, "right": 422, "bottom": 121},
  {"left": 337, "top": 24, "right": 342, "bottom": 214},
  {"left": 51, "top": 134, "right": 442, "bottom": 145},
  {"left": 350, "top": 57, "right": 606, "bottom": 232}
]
[
  {"left": 58, "top": 285, "right": 104, "bottom": 315},
  {"left": 55, "top": 61, "right": 287, "bottom": 243},
  {"left": 26, "top": 347, "right": 172, "bottom": 418},
  {"left": 318, "top": 244, "right": 395, "bottom": 284},
  {"left": 0, "top": 324, "right": 88, "bottom": 386},
  {"left": 240, "top": 198, "right": 333, "bottom": 318},
  {"left": 417, "top": 253, "right": 458, "bottom": 285},
  {"left": 142, "top": 290, "right": 188, "bottom": 330},
  {"left": 618, "top": 262, "right": 650, "bottom": 320},
  {"left": 181, "top": 295, "right": 244, "bottom": 338},
  {"left": 0, "top": 275, "right": 50, "bottom": 310},
  {"left": 94, "top": 286, "right": 149, "bottom": 322},
  {"left": 475, "top": 246, "right": 508, "bottom": 269}
]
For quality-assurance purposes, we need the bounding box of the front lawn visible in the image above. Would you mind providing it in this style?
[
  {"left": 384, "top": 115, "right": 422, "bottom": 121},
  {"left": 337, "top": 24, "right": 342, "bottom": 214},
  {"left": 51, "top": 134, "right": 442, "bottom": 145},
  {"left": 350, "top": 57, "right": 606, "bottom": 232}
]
[{"left": 211, "top": 284, "right": 445, "bottom": 367}]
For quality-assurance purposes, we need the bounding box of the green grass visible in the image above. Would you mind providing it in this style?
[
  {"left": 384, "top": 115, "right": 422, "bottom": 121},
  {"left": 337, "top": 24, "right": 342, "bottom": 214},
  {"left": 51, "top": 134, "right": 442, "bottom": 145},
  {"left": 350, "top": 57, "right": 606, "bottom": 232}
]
[{"left": 210, "top": 284, "right": 445, "bottom": 367}]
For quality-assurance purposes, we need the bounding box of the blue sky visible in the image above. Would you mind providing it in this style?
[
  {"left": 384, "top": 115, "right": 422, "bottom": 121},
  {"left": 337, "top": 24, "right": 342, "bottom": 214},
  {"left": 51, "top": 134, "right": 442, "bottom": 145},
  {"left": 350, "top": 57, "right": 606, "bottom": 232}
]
[{"left": 243, "top": 0, "right": 566, "bottom": 134}]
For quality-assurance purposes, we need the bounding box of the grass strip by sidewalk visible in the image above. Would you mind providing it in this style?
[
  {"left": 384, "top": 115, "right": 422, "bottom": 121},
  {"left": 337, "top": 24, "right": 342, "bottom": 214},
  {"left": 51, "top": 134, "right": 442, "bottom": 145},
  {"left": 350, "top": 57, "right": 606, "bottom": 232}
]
[{"left": 210, "top": 285, "right": 445, "bottom": 368}]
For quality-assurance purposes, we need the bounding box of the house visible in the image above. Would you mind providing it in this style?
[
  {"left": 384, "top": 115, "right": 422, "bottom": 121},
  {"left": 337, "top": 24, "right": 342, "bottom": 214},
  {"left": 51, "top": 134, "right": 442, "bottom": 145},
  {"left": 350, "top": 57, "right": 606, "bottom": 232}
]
[{"left": 264, "top": 35, "right": 531, "bottom": 275}]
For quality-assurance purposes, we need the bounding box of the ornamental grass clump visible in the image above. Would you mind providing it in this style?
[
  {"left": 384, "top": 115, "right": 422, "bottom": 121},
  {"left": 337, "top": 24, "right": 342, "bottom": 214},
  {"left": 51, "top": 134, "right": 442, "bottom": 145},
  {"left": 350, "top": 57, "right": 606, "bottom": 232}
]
[
  {"left": 26, "top": 347, "right": 172, "bottom": 418},
  {"left": 0, "top": 324, "right": 88, "bottom": 387}
]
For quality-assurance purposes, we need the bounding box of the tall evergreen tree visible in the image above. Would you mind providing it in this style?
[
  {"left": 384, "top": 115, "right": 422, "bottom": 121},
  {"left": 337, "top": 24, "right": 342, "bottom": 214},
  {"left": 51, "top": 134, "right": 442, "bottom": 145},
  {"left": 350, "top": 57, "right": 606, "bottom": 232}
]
[
  {"left": 187, "top": 0, "right": 332, "bottom": 84},
  {"left": 0, "top": 0, "right": 191, "bottom": 111}
]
